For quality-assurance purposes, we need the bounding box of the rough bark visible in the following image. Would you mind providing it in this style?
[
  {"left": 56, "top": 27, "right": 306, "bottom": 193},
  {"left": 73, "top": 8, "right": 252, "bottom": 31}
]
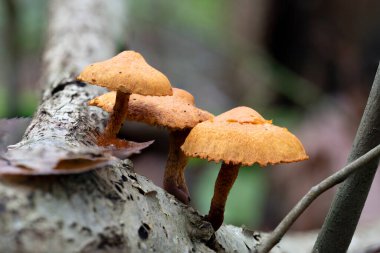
[
  {"left": 0, "top": 0, "right": 265, "bottom": 252},
  {"left": 313, "top": 64, "right": 380, "bottom": 252},
  {"left": 1, "top": 0, "right": 380, "bottom": 252}
]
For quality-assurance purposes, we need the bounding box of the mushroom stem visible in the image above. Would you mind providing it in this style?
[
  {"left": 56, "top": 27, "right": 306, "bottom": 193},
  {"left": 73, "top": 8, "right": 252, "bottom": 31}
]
[
  {"left": 207, "top": 162, "right": 240, "bottom": 230},
  {"left": 163, "top": 129, "right": 191, "bottom": 204},
  {"left": 100, "top": 91, "right": 130, "bottom": 143}
]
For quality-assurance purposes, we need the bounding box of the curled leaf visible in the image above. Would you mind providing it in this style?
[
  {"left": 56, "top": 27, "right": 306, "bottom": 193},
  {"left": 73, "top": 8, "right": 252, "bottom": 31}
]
[
  {"left": 0, "top": 157, "right": 114, "bottom": 175},
  {"left": 0, "top": 139, "right": 153, "bottom": 176},
  {"left": 103, "top": 140, "right": 154, "bottom": 159}
]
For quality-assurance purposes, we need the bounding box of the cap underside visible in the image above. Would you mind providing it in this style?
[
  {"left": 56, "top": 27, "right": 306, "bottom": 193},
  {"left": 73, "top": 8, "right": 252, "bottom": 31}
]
[{"left": 89, "top": 88, "right": 213, "bottom": 129}]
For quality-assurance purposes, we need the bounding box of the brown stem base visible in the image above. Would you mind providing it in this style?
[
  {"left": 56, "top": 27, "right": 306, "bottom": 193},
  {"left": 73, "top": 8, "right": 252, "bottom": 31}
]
[
  {"left": 163, "top": 130, "right": 191, "bottom": 204},
  {"left": 98, "top": 91, "right": 130, "bottom": 146},
  {"left": 206, "top": 162, "right": 240, "bottom": 231}
]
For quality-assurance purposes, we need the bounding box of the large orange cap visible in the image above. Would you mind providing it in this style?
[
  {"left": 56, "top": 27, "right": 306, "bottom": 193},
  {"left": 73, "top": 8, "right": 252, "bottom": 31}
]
[
  {"left": 89, "top": 88, "right": 213, "bottom": 130},
  {"left": 77, "top": 51, "right": 172, "bottom": 96},
  {"left": 181, "top": 107, "right": 308, "bottom": 166}
]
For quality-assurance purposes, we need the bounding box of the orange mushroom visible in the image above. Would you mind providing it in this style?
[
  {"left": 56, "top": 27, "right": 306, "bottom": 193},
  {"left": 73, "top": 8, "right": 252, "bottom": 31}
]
[
  {"left": 89, "top": 88, "right": 213, "bottom": 204},
  {"left": 77, "top": 51, "right": 172, "bottom": 146},
  {"left": 181, "top": 106, "right": 308, "bottom": 230}
]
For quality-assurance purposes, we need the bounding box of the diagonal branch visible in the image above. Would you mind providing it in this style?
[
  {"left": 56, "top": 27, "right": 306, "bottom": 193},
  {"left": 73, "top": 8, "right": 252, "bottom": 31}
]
[
  {"left": 313, "top": 63, "right": 380, "bottom": 252},
  {"left": 258, "top": 144, "right": 380, "bottom": 253}
]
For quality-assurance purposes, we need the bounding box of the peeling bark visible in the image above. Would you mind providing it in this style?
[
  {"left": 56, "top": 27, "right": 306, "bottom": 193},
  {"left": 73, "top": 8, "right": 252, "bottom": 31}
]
[
  {"left": 1, "top": 0, "right": 379, "bottom": 253},
  {"left": 0, "top": 0, "right": 265, "bottom": 252}
]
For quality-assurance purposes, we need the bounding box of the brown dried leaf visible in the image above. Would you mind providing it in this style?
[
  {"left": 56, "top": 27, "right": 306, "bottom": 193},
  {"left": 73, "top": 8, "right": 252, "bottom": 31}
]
[
  {"left": 0, "top": 144, "right": 116, "bottom": 175},
  {"left": 0, "top": 157, "right": 114, "bottom": 175},
  {"left": 0, "top": 139, "right": 153, "bottom": 175},
  {"left": 103, "top": 140, "right": 154, "bottom": 159}
]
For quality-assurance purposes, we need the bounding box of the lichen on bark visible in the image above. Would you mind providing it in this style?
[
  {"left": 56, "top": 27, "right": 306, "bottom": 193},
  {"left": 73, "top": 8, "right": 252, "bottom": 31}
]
[{"left": 0, "top": 0, "right": 265, "bottom": 252}]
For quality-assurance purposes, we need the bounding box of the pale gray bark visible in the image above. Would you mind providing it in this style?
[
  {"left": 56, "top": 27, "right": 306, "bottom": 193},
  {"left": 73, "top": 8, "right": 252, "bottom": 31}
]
[
  {"left": 1, "top": 0, "right": 379, "bottom": 253},
  {"left": 0, "top": 0, "right": 265, "bottom": 252}
]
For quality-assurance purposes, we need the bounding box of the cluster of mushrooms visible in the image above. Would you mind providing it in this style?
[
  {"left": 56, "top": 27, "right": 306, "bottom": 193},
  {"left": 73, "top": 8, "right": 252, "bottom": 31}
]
[{"left": 77, "top": 51, "right": 309, "bottom": 231}]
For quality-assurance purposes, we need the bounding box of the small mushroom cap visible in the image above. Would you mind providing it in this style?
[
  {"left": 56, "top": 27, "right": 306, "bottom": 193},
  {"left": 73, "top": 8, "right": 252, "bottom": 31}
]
[
  {"left": 171, "top": 88, "right": 195, "bottom": 104},
  {"left": 77, "top": 51, "right": 172, "bottom": 96},
  {"left": 214, "top": 106, "right": 271, "bottom": 124},
  {"left": 181, "top": 106, "right": 308, "bottom": 166},
  {"left": 89, "top": 88, "right": 213, "bottom": 130}
]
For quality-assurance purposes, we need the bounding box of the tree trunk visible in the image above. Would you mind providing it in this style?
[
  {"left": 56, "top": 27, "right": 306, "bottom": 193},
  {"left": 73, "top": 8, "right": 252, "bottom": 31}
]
[{"left": 313, "top": 64, "right": 380, "bottom": 252}]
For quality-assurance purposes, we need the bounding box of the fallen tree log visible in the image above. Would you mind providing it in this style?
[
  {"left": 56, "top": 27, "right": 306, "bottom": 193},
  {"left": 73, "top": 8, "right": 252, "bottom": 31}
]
[
  {"left": 0, "top": 0, "right": 264, "bottom": 252},
  {"left": 1, "top": 0, "right": 379, "bottom": 252}
]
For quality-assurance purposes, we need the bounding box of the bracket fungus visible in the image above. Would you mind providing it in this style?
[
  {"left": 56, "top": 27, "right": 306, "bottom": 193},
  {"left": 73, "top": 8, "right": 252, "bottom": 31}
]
[
  {"left": 89, "top": 88, "right": 213, "bottom": 204},
  {"left": 77, "top": 51, "right": 172, "bottom": 146},
  {"left": 181, "top": 106, "right": 308, "bottom": 230}
]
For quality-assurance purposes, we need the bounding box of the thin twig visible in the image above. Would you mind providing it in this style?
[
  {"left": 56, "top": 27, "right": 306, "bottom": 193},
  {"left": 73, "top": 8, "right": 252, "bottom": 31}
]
[{"left": 258, "top": 144, "right": 380, "bottom": 253}]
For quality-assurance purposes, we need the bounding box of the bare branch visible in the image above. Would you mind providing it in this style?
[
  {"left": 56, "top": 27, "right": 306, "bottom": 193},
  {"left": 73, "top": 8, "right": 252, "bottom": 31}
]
[
  {"left": 314, "top": 63, "right": 380, "bottom": 252},
  {"left": 258, "top": 144, "right": 380, "bottom": 253}
]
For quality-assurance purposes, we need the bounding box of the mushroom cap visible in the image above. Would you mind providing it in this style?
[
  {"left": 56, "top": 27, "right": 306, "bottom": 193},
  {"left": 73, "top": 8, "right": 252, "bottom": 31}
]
[
  {"left": 171, "top": 88, "right": 195, "bottom": 105},
  {"left": 214, "top": 106, "right": 271, "bottom": 124},
  {"left": 181, "top": 106, "right": 308, "bottom": 166},
  {"left": 89, "top": 88, "right": 213, "bottom": 130},
  {"left": 77, "top": 51, "right": 172, "bottom": 96}
]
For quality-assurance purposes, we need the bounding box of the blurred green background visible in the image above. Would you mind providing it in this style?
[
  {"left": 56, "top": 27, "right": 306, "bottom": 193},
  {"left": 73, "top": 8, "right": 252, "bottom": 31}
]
[{"left": 1, "top": 0, "right": 380, "bottom": 231}]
